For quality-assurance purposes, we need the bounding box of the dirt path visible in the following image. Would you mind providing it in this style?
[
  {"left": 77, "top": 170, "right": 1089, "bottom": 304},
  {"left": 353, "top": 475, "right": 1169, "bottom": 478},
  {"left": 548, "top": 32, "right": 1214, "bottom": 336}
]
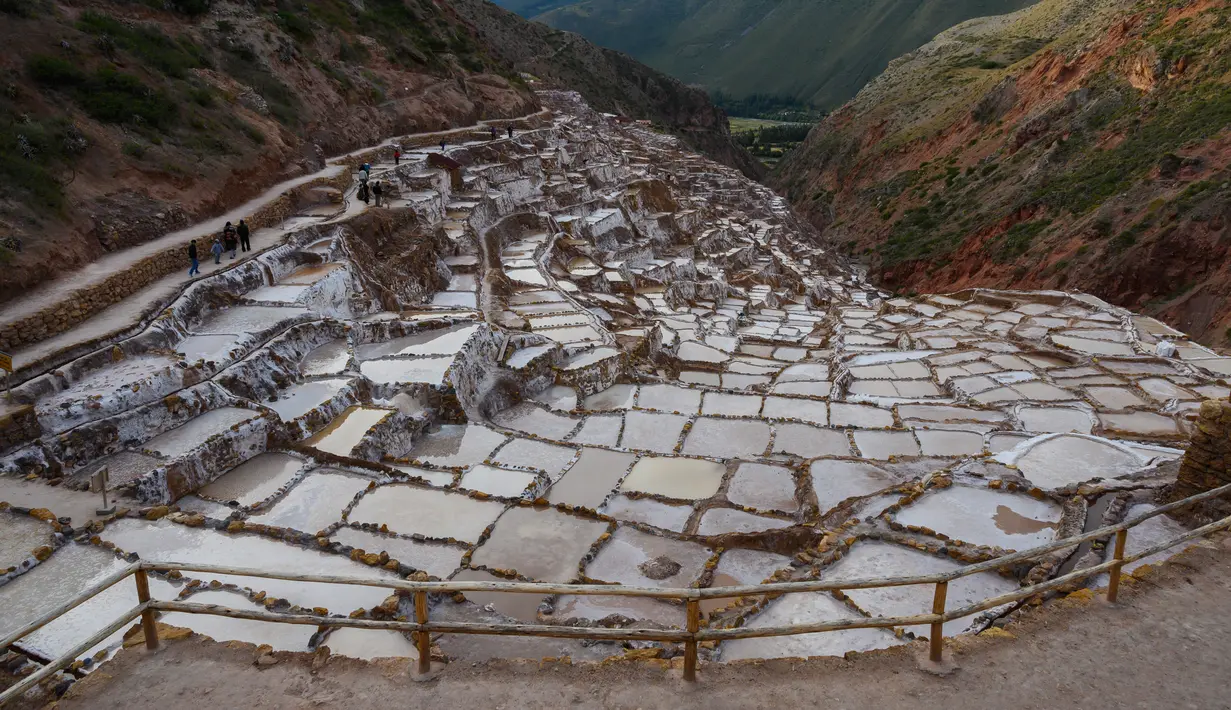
[{"left": 49, "top": 539, "right": 1231, "bottom": 710}]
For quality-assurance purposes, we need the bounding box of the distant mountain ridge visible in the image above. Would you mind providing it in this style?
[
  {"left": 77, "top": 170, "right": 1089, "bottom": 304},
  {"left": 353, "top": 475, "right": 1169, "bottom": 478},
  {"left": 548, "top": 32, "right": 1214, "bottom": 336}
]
[{"left": 494, "top": 0, "right": 1037, "bottom": 109}]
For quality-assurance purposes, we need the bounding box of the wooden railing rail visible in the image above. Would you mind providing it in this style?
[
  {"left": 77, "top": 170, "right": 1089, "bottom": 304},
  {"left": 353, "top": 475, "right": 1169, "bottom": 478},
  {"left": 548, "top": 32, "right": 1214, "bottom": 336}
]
[{"left": 2, "top": 481, "right": 1229, "bottom": 705}]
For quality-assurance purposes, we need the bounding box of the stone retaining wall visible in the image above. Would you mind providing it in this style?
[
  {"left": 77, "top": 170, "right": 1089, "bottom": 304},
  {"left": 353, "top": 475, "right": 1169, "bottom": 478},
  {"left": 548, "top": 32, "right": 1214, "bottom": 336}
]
[
  {"left": 1172, "top": 398, "right": 1231, "bottom": 518},
  {"left": 0, "top": 404, "right": 41, "bottom": 455}
]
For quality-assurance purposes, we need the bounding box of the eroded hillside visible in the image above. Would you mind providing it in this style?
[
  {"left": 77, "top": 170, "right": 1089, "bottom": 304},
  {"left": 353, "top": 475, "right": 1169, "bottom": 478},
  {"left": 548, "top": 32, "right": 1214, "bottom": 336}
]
[{"left": 773, "top": 0, "right": 1231, "bottom": 346}]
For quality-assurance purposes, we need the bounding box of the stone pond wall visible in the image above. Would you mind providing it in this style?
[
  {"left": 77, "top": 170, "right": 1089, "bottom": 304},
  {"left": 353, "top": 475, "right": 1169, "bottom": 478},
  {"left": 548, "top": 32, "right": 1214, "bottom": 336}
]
[{"left": 1172, "top": 398, "right": 1231, "bottom": 518}]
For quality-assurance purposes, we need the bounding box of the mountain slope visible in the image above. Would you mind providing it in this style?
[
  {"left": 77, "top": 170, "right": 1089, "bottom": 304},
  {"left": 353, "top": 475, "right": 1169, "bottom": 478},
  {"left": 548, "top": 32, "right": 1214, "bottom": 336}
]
[
  {"left": 0, "top": 0, "right": 756, "bottom": 303},
  {"left": 773, "top": 0, "right": 1231, "bottom": 345},
  {"left": 518, "top": 0, "right": 1037, "bottom": 109}
]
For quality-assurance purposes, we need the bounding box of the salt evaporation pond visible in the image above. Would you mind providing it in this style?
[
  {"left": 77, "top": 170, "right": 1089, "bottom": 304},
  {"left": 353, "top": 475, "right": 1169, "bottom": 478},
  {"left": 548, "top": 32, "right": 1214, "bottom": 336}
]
[
  {"left": 143, "top": 407, "right": 258, "bottom": 458},
  {"left": 198, "top": 453, "right": 305, "bottom": 507},
  {"left": 302, "top": 406, "right": 392, "bottom": 457},
  {"left": 162, "top": 590, "right": 315, "bottom": 651},
  {"left": 102, "top": 519, "right": 397, "bottom": 613},
  {"left": 470, "top": 507, "right": 608, "bottom": 582},
  {"left": 894, "top": 486, "right": 1062, "bottom": 550},
  {"left": 347, "top": 485, "right": 506, "bottom": 543},
  {"left": 0, "top": 544, "right": 177, "bottom": 660},
  {"left": 250, "top": 469, "right": 372, "bottom": 533}
]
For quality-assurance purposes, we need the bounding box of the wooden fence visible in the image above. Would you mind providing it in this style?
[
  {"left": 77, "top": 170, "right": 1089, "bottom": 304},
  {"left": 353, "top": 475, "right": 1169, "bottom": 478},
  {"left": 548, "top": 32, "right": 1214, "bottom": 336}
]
[{"left": 3, "top": 481, "right": 1230, "bottom": 705}]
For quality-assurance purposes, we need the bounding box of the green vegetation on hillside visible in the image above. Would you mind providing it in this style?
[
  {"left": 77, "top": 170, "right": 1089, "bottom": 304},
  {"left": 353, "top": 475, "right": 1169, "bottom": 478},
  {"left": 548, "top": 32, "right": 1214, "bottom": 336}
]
[{"left": 517, "top": 0, "right": 1036, "bottom": 109}]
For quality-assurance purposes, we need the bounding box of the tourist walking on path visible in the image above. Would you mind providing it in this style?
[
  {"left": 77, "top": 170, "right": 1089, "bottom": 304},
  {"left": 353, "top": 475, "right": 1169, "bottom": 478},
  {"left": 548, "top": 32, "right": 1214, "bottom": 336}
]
[
  {"left": 238, "top": 220, "right": 251, "bottom": 252},
  {"left": 358, "top": 180, "right": 369, "bottom": 204},
  {"left": 211, "top": 238, "right": 223, "bottom": 265},
  {"left": 223, "top": 222, "right": 238, "bottom": 259},
  {"left": 373, "top": 180, "right": 383, "bottom": 208},
  {"left": 393, "top": 147, "right": 401, "bottom": 166},
  {"left": 440, "top": 139, "right": 447, "bottom": 152},
  {"left": 507, "top": 125, "right": 514, "bottom": 139},
  {"left": 187, "top": 240, "right": 199, "bottom": 276},
  {"left": 491, "top": 126, "right": 498, "bottom": 140}
]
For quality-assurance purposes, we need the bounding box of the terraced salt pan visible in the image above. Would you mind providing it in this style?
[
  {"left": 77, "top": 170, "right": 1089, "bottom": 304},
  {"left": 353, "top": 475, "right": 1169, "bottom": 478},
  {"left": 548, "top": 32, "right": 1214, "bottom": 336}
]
[
  {"left": 470, "top": 507, "right": 608, "bottom": 582},
  {"left": 583, "top": 384, "right": 638, "bottom": 411},
  {"left": 599, "top": 495, "right": 692, "bottom": 532},
  {"left": 682, "top": 418, "right": 770, "bottom": 458},
  {"left": 763, "top": 396, "right": 828, "bottom": 425},
  {"left": 713, "top": 548, "right": 793, "bottom": 586},
  {"left": 355, "top": 324, "right": 480, "bottom": 359},
  {"left": 102, "top": 519, "right": 395, "bottom": 613},
  {"left": 330, "top": 527, "right": 462, "bottom": 578},
  {"left": 251, "top": 469, "right": 371, "bottom": 533},
  {"left": 830, "top": 403, "right": 894, "bottom": 428},
  {"left": 359, "top": 356, "right": 454, "bottom": 385},
  {"left": 567, "top": 414, "right": 623, "bottom": 446},
  {"left": 564, "top": 347, "right": 620, "bottom": 370},
  {"left": 620, "top": 411, "right": 688, "bottom": 453},
  {"left": 895, "top": 486, "right": 1061, "bottom": 550},
  {"left": 198, "top": 453, "right": 305, "bottom": 507},
  {"left": 264, "top": 378, "right": 351, "bottom": 420},
  {"left": 0, "top": 512, "right": 56, "bottom": 569},
  {"left": 697, "top": 508, "right": 792, "bottom": 535},
  {"left": 431, "top": 291, "right": 478, "bottom": 308},
  {"left": 811, "top": 460, "right": 899, "bottom": 514},
  {"left": 143, "top": 407, "right": 258, "bottom": 458},
  {"left": 701, "top": 392, "right": 763, "bottom": 417},
  {"left": 585, "top": 526, "right": 711, "bottom": 588},
  {"left": 245, "top": 284, "right": 309, "bottom": 303},
  {"left": 0, "top": 543, "right": 178, "bottom": 660},
  {"left": 348, "top": 485, "right": 506, "bottom": 543},
  {"left": 823, "top": 541, "right": 1018, "bottom": 636},
  {"left": 531, "top": 385, "right": 578, "bottom": 411},
  {"left": 459, "top": 465, "right": 537, "bottom": 497},
  {"left": 491, "top": 438, "right": 578, "bottom": 478},
  {"left": 176, "top": 334, "right": 241, "bottom": 363},
  {"left": 191, "top": 306, "right": 310, "bottom": 334},
  {"left": 726, "top": 463, "right": 798, "bottom": 512},
  {"left": 163, "top": 590, "right": 314, "bottom": 651},
  {"left": 547, "top": 448, "right": 636, "bottom": 509},
  {"left": 538, "top": 325, "right": 605, "bottom": 344},
  {"left": 1016, "top": 406, "right": 1094, "bottom": 434},
  {"left": 1099, "top": 411, "right": 1179, "bottom": 436},
  {"left": 915, "top": 429, "right": 985, "bottom": 456},
  {"left": 853, "top": 430, "right": 920, "bottom": 459},
  {"left": 505, "top": 344, "right": 556, "bottom": 369},
  {"left": 299, "top": 340, "right": 350, "bottom": 376},
  {"left": 636, "top": 384, "right": 702, "bottom": 413},
  {"left": 492, "top": 403, "right": 580, "bottom": 439},
  {"left": 409, "top": 424, "right": 508, "bottom": 467},
  {"left": 773, "top": 423, "right": 852, "bottom": 458},
  {"left": 302, "top": 406, "right": 392, "bottom": 457},
  {"left": 621, "top": 457, "right": 725, "bottom": 500},
  {"left": 720, "top": 591, "right": 903, "bottom": 661},
  {"left": 999, "top": 434, "right": 1150, "bottom": 489}
]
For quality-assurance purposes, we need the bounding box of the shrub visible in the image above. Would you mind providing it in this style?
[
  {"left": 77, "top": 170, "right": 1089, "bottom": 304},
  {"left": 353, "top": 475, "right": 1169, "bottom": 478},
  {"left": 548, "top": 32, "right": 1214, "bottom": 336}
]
[
  {"left": 77, "top": 69, "right": 178, "bottom": 129},
  {"left": 77, "top": 12, "right": 209, "bottom": 78},
  {"left": 27, "top": 55, "right": 86, "bottom": 87},
  {"left": 121, "top": 141, "right": 146, "bottom": 158}
]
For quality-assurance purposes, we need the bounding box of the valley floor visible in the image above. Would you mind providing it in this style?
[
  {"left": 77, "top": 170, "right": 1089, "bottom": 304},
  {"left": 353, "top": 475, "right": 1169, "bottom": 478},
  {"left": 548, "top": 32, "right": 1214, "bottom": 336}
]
[{"left": 53, "top": 537, "right": 1231, "bottom": 709}]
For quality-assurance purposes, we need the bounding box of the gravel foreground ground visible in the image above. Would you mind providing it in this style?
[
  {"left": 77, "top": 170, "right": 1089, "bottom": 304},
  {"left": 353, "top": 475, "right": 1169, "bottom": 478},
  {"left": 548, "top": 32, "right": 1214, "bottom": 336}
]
[{"left": 47, "top": 537, "right": 1231, "bottom": 710}]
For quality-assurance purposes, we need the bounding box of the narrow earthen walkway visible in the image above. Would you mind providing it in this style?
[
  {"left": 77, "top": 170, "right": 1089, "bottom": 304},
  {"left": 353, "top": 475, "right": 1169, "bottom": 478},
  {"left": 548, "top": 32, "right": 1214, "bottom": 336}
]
[{"left": 51, "top": 539, "right": 1231, "bottom": 710}]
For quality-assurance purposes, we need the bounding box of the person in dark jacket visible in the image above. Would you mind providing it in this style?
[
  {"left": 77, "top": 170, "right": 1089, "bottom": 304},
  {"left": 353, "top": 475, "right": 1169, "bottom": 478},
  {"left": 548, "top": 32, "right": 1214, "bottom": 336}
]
[
  {"left": 507, "top": 125, "right": 514, "bottom": 139},
  {"left": 223, "top": 222, "right": 237, "bottom": 259},
  {"left": 238, "top": 220, "right": 251, "bottom": 252},
  {"left": 373, "top": 180, "right": 383, "bottom": 207},
  {"left": 188, "top": 240, "right": 199, "bottom": 276}
]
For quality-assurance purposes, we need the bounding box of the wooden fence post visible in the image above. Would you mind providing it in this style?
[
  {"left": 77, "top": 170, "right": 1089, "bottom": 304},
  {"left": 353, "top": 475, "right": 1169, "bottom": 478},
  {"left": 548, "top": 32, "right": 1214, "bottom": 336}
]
[
  {"left": 684, "top": 599, "right": 700, "bottom": 682},
  {"left": 1107, "top": 529, "right": 1128, "bottom": 603},
  {"left": 415, "top": 591, "right": 431, "bottom": 674},
  {"left": 929, "top": 581, "right": 948, "bottom": 663},
  {"left": 134, "top": 569, "right": 159, "bottom": 651}
]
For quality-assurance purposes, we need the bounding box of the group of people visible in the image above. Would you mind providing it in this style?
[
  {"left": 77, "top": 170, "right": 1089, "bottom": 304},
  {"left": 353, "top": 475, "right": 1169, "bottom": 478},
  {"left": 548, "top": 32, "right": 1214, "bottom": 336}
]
[
  {"left": 186, "top": 219, "right": 250, "bottom": 276},
  {"left": 357, "top": 162, "right": 386, "bottom": 207},
  {"left": 186, "top": 124, "right": 522, "bottom": 276}
]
